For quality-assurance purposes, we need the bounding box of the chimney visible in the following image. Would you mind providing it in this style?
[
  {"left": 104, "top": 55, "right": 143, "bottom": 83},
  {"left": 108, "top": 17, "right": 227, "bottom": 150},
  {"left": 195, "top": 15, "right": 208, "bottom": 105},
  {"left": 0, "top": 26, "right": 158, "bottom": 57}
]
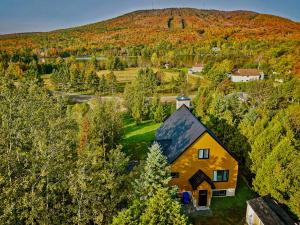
[{"left": 176, "top": 96, "right": 191, "bottom": 110}]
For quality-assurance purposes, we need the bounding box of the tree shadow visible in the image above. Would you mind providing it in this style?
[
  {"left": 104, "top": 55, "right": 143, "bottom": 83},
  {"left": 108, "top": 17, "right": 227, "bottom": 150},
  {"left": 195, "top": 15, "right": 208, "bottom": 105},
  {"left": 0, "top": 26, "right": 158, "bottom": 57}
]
[
  {"left": 121, "top": 130, "right": 157, "bottom": 160},
  {"left": 206, "top": 114, "right": 252, "bottom": 173}
]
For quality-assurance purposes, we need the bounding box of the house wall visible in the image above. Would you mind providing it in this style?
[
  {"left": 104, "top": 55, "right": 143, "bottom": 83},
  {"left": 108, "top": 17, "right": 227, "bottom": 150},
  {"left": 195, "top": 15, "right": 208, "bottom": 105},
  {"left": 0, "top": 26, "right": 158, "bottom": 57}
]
[
  {"left": 231, "top": 75, "right": 260, "bottom": 82},
  {"left": 246, "top": 204, "right": 264, "bottom": 225},
  {"left": 192, "top": 66, "right": 203, "bottom": 73},
  {"left": 170, "top": 132, "right": 238, "bottom": 206}
]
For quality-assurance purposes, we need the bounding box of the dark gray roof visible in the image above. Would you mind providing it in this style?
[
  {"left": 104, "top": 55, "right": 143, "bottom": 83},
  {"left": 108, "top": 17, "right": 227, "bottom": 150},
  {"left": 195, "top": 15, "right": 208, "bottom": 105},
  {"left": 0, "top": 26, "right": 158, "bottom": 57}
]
[
  {"left": 247, "top": 197, "right": 295, "bottom": 225},
  {"left": 189, "top": 170, "right": 216, "bottom": 190},
  {"left": 156, "top": 105, "right": 236, "bottom": 164},
  {"left": 176, "top": 96, "right": 191, "bottom": 101},
  {"left": 156, "top": 105, "right": 207, "bottom": 163}
]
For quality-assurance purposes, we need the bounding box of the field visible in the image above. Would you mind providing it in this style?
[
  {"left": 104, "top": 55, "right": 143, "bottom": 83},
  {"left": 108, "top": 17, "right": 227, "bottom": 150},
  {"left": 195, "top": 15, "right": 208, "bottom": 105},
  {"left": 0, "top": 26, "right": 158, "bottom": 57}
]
[{"left": 42, "top": 66, "right": 204, "bottom": 93}]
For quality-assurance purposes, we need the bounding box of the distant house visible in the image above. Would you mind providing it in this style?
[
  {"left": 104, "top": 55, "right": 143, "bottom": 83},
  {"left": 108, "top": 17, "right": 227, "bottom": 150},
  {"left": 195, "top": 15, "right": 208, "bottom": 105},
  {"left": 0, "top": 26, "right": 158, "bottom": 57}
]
[
  {"left": 230, "top": 69, "right": 264, "bottom": 82},
  {"left": 188, "top": 63, "right": 204, "bottom": 74},
  {"left": 211, "top": 47, "right": 221, "bottom": 52},
  {"left": 155, "top": 97, "right": 238, "bottom": 210},
  {"left": 246, "top": 197, "right": 296, "bottom": 225}
]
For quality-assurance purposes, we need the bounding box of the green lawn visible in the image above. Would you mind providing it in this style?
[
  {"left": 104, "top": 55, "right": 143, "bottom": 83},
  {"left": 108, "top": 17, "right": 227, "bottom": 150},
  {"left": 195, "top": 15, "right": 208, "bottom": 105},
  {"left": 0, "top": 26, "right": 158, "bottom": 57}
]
[
  {"left": 192, "top": 177, "right": 257, "bottom": 225},
  {"left": 121, "top": 114, "right": 161, "bottom": 160}
]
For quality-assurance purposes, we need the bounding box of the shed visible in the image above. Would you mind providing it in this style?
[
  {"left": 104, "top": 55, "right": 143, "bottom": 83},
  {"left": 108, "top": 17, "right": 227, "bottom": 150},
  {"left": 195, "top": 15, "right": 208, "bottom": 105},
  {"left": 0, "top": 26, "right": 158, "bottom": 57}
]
[{"left": 246, "top": 197, "right": 296, "bottom": 225}]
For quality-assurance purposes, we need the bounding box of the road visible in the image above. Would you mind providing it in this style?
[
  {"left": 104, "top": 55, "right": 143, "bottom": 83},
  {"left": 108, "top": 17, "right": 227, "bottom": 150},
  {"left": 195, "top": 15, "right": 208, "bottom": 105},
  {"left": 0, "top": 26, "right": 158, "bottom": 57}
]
[{"left": 51, "top": 91, "right": 195, "bottom": 104}]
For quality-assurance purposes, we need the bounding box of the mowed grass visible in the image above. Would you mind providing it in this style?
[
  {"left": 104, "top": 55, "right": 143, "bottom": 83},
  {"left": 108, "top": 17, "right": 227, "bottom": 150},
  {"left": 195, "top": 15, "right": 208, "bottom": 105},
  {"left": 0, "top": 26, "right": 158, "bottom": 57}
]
[
  {"left": 98, "top": 68, "right": 139, "bottom": 83},
  {"left": 121, "top": 114, "right": 161, "bottom": 160},
  {"left": 192, "top": 177, "right": 257, "bottom": 225},
  {"left": 98, "top": 67, "right": 179, "bottom": 83}
]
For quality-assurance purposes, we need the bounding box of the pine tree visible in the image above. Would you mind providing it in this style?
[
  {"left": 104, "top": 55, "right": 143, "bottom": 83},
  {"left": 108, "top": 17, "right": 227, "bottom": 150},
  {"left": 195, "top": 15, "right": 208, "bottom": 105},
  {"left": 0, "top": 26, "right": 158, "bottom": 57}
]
[
  {"left": 140, "top": 188, "right": 189, "bottom": 225},
  {"left": 135, "top": 142, "right": 171, "bottom": 199},
  {"left": 112, "top": 189, "right": 189, "bottom": 225},
  {"left": 154, "top": 103, "right": 166, "bottom": 123}
]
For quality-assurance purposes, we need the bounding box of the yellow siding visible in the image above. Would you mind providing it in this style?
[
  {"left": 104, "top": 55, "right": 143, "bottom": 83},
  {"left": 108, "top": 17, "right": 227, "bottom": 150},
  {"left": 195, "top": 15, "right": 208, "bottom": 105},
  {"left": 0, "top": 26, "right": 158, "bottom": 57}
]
[
  {"left": 192, "top": 181, "right": 212, "bottom": 207},
  {"left": 170, "top": 132, "right": 238, "bottom": 200}
]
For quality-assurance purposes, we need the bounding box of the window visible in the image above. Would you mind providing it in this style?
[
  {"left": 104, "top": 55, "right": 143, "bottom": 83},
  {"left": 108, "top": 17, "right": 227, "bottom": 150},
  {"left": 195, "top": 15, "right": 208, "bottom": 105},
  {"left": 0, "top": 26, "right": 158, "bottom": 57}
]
[
  {"left": 171, "top": 172, "right": 179, "bottom": 178},
  {"left": 213, "top": 170, "right": 229, "bottom": 182},
  {"left": 198, "top": 149, "right": 209, "bottom": 159},
  {"left": 212, "top": 190, "right": 227, "bottom": 196}
]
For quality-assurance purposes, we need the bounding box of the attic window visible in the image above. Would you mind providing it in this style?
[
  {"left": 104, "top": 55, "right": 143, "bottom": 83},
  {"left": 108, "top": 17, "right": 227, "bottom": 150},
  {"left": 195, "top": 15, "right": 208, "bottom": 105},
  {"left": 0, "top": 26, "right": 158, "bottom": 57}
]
[
  {"left": 171, "top": 172, "right": 179, "bottom": 178},
  {"left": 198, "top": 149, "right": 209, "bottom": 159}
]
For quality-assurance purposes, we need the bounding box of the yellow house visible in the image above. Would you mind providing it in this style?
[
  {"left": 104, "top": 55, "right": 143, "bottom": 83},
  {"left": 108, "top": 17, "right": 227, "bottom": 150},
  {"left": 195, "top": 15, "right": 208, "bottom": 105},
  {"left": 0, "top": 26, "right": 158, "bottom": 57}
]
[{"left": 156, "top": 97, "right": 238, "bottom": 210}]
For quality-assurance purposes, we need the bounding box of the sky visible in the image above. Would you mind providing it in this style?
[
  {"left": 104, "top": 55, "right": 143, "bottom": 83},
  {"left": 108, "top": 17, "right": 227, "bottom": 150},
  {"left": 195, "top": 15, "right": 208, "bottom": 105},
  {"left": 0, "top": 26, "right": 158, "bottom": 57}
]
[{"left": 0, "top": 0, "right": 299, "bottom": 34}]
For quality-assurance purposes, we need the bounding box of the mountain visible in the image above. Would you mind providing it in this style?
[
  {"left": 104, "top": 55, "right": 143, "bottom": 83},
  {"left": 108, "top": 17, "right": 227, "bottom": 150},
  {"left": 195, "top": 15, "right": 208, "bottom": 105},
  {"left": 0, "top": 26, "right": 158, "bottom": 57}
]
[{"left": 0, "top": 8, "right": 300, "bottom": 52}]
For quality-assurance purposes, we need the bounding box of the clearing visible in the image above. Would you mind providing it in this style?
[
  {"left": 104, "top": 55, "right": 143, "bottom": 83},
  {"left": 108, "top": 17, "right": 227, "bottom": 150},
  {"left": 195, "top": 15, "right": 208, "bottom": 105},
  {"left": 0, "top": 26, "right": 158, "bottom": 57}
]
[{"left": 121, "top": 114, "right": 161, "bottom": 160}]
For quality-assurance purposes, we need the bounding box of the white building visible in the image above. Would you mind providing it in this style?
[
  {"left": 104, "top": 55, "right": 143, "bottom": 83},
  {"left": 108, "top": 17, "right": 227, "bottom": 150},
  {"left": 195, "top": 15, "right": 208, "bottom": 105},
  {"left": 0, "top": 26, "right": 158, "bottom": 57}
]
[
  {"left": 246, "top": 197, "right": 295, "bottom": 225},
  {"left": 230, "top": 69, "right": 264, "bottom": 82},
  {"left": 188, "top": 63, "right": 204, "bottom": 74}
]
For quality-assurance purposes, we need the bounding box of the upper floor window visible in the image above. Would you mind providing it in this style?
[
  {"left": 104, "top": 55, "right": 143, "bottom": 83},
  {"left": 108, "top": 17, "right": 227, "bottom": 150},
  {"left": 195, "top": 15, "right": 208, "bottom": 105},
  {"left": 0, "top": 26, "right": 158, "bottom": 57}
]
[
  {"left": 171, "top": 172, "right": 179, "bottom": 178},
  {"left": 198, "top": 149, "right": 209, "bottom": 159},
  {"left": 213, "top": 170, "right": 229, "bottom": 182}
]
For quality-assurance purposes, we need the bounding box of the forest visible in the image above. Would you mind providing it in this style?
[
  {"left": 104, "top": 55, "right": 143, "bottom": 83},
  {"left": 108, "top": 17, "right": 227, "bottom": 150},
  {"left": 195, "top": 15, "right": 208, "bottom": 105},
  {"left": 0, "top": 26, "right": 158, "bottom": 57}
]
[{"left": 0, "top": 7, "right": 299, "bottom": 225}]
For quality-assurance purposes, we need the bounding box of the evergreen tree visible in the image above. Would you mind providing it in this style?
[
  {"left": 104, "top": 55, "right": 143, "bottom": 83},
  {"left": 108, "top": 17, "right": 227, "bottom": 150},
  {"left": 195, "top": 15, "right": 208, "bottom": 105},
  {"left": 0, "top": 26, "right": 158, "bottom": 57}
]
[
  {"left": 112, "top": 189, "right": 189, "bottom": 225},
  {"left": 140, "top": 188, "right": 189, "bottom": 225},
  {"left": 106, "top": 71, "right": 117, "bottom": 94},
  {"left": 250, "top": 119, "right": 285, "bottom": 173},
  {"left": 253, "top": 136, "right": 300, "bottom": 218},
  {"left": 154, "top": 103, "right": 166, "bottom": 123},
  {"left": 135, "top": 143, "right": 171, "bottom": 199},
  {"left": 87, "top": 72, "right": 100, "bottom": 92}
]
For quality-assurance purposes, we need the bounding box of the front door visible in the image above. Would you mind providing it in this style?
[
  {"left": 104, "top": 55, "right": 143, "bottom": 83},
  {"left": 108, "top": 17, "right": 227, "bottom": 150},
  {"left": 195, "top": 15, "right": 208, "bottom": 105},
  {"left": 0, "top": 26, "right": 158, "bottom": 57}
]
[{"left": 198, "top": 190, "right": 208, "bottom": 207}]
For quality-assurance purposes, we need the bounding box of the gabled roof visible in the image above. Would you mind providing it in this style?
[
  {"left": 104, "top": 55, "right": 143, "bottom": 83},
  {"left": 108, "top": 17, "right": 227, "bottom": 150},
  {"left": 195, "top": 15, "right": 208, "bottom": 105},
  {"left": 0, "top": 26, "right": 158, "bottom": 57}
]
[
  {"left": 189, "top": 170, "right": 216, "bottom": 190},
  {"left": 231, "top": 68, "right": 261, "bottom": 76},
  {"left": 247, "top": 197, "right": 295, "bottom": 225},
  {"left": 193, "top": 63, "right": 204, "bottom": 67},
  {"left": 155, "top": 105, "right": 236, "bottom": 164}
]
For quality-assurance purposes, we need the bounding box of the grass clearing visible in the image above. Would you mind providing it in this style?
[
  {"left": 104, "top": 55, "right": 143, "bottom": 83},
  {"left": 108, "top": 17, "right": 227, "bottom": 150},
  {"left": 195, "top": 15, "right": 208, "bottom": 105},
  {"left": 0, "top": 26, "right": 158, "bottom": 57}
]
[
  {"left": 192, "top": 177, "right": 257, "bottom": 225},
  {"left": 121, "top": 114, "right": 161, "bottom": 160},
  {"left": 98, "top": 68, "right": 139, "bottom": 83},
  {"left": 98, "top": 67, "right": 179, "bottom": 83}
]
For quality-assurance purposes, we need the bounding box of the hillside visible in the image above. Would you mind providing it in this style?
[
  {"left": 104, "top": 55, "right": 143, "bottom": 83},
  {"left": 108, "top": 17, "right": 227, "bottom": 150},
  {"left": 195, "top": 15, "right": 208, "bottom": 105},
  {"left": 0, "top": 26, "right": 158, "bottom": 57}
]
[{"left": 0, "top": 8, "right": 300, "bottom": 52}]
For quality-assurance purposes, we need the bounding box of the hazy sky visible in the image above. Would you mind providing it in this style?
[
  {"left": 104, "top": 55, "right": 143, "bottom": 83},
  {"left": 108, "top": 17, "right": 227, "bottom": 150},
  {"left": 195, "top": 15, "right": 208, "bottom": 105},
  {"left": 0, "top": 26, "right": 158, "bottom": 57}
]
[{"left": 0, "top": 0, "right": 299, "bottom": 34}]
